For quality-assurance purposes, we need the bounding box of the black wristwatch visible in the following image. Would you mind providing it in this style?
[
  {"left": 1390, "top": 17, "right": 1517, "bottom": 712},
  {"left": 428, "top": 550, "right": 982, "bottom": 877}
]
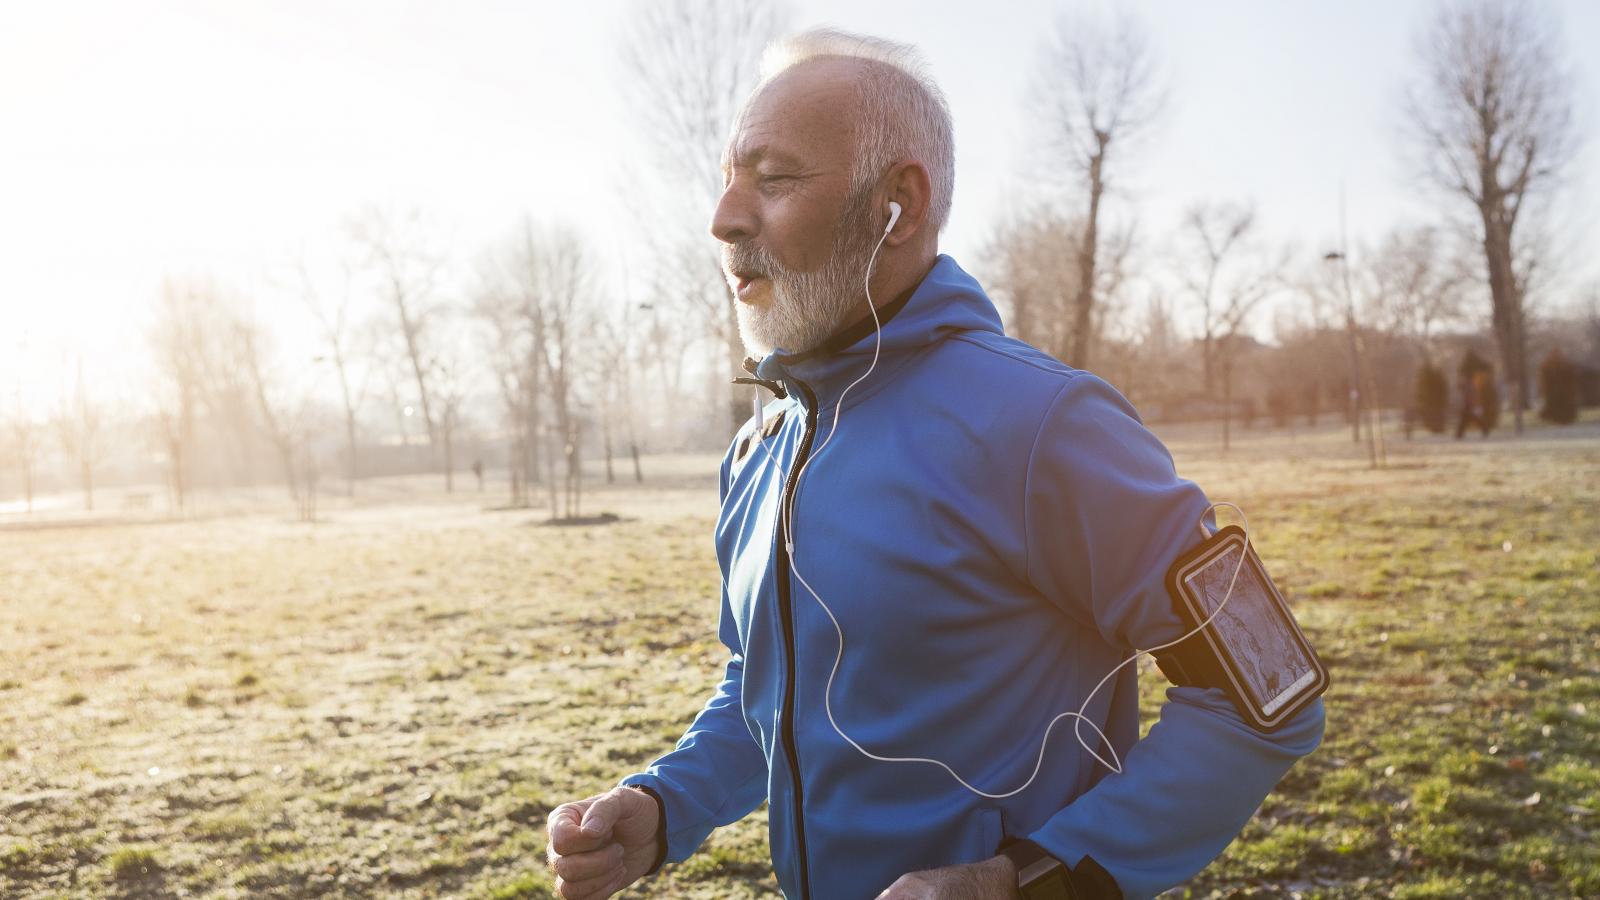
[
  {"left": 999, "top": 838, "right": 1121, "bottom": 900},
  {"left": 1001, "top": 838, "right": 1074, "bottom": 899}
]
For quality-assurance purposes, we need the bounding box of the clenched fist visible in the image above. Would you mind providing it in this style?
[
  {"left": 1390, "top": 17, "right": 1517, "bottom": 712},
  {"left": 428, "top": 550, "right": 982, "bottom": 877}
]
[{"left": 545, "top": 786, "right": 662, "bottom": 900}]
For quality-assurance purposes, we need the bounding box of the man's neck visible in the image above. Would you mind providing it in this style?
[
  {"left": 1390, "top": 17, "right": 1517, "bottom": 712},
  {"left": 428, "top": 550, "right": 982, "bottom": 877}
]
[{"left": 869, "top": 248, "right": 938, "bottom": 313}]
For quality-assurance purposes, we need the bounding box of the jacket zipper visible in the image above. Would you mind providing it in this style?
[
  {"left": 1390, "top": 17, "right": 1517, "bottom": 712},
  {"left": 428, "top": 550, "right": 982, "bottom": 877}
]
[{"left": 774, "top": 379, "right": 819, "bottom": 900}]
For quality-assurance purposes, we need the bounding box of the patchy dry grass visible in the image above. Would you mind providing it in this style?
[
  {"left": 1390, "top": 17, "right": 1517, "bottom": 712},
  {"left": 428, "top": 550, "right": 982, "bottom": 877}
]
[{"left": 1, "top": 426, "right": 1596, "bottom": 898}]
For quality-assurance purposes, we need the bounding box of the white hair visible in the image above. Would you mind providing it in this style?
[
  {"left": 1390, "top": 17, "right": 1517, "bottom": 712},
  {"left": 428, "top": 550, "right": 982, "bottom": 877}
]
[{"left": 757, "top": 28, "right": 956, "bottom": 233}]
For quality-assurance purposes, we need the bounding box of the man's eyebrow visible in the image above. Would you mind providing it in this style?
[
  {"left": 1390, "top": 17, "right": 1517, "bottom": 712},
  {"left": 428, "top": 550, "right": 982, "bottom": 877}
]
[{"left": 721, "top": 146, "right": 803, "bottom": 174}]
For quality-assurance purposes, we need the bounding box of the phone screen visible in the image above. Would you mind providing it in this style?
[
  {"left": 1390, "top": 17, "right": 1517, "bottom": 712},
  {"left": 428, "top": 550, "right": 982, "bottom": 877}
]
[{"left": 1183, "top": 544, "right": 1318, "bottom": 716}]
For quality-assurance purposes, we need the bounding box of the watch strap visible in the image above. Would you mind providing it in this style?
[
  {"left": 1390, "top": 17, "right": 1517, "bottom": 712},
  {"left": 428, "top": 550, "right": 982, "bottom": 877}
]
[
  {"left": 1000, "top": 837, "right": 1122, "bottom": 900},
  {"left": 1000, "top": 838, "right": 1073, "bottom": 899}
]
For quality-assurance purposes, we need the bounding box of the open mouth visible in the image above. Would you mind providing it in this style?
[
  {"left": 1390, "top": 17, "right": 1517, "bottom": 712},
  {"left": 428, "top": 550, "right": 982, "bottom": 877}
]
[{"left": 730, "top": 270, "right": 769, "bottom": 298}]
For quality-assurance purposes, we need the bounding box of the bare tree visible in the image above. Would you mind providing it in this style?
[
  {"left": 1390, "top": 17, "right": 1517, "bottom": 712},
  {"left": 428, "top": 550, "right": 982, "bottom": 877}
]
[
  {"left": 54, "top": 360, "right": 105, "bottom": 511},
  {"left": 298, "top": 256, "right": 370, "bottom": 496},
  {"left": 590, "top": 293, "right": 645, "bottom": 484},
  {"left": 617, "top": 0, "right": 788, "bottom": 433},
  {"left": 983, "top": 206, "right": 1081, "bottom": 358},
  {"left": 149, "top": 278, "right": 210, "bottom": 514},
  {"left": 1033, "top": 9, "right": 1164, "bottom": 370},
  {"left": 534, "top": 230, "right": 593, "bottom": 520},
  {"left": 149, "top": 278, "right": 321, "bottom": 512},
  {"left": 1584, "top": 283, "right": 1600, "bottom": 365},
  {"left": 1107, "top": 289, "right": 1183, "bottom": 413},
  {"left": 1179, "top": 202, "right": 1254, "bottom": 395},
  {"left": 471, "top": 264, "right": 540, "bottom": 508},
  {"left": 636, "top": 291, "right": 694, "bottom": 448},
  {"left": 349, "top": 209, "right": 449, "bottom": 467},
  {"left": 484, "top": 221, "right": 597, "bottom": 519},
  {"left": 6, "top": 392, "right": 40, "bottom": 514},
  {"left": 1406, "top": 0, "right": 1580, "bottom": 434},
  {"left": 1289, "top": 254, "right": 1366, "bottom": 445},
  {"left": 1176, "top": 202, "right": 1281, "bottom": 451},
  {"left": 431, "top": 332, "right": 470, "bottom": 494},
  {"left": 233, "top": 313, "right": 314, "bottom": 508},
  {"left": 1366, "top": 226, "right": 1467, "bottom": 362},
  {"left": 1321, "top": 245, "right": 1390, "bottom": 467}
]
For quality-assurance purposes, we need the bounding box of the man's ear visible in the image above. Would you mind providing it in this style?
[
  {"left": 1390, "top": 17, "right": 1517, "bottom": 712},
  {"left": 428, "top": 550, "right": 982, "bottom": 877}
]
[{"left": 881, "top": 160, "right": 933, "bottom": 248}]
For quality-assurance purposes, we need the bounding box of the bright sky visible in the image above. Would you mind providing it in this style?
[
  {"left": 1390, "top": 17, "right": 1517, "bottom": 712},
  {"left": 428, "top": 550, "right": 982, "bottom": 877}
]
[{"left": 3, "top": 0, "right": 1596, "bottom": 417}]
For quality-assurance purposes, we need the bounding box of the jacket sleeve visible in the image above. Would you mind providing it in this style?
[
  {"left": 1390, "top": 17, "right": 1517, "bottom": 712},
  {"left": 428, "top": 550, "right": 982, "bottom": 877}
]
[
  {"left": 618, "top": 446, "right": 768, "bottom": 867},
  {"left": 1021, "top": 373, "right": 1325, "bottom": 900}
]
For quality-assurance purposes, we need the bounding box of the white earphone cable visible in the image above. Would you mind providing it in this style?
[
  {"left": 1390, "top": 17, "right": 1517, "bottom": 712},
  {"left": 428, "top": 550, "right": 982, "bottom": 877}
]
[{"left": 749, "top": 211, "right": 1253, "bottom": 798}]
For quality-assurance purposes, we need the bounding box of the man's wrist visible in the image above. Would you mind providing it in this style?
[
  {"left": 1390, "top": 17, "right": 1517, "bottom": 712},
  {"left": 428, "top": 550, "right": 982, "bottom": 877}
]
[
  {"left": 621, "top": 783, "right": 668, "bottom": 875},
  {"left": 983, "top": 853, "right": 1022, "bottom": 898}
]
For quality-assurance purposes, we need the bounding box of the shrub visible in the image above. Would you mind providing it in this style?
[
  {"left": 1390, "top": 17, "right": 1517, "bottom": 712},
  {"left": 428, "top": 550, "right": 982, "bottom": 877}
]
[
  {"left": 1301, "top": 380, "right": 1320, "bottom": 427},
  {"left": 1459, "top": 350, "right": 1500, "bottom": 432},
  {"left": 1266, "top": 385, "right": 1293, "bottom": 428},
  {"left": 1415, "top": 361, "right": 1448, "bottom": 433},
  {"left": 1538, "top": 350, "right": 1578, "bottom": 424}
]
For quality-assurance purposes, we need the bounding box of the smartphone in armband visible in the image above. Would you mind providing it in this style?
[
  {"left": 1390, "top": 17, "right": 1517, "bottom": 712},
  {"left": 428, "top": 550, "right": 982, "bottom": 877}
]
[{"left": 1156, "top": 525, "right": 1329, "bottom": 732}]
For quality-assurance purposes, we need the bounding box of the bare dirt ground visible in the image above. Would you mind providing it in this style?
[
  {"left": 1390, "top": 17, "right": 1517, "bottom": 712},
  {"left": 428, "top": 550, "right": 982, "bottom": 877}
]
[{"left": 1, "top": 421, "right": 1597, "bottom": 898}]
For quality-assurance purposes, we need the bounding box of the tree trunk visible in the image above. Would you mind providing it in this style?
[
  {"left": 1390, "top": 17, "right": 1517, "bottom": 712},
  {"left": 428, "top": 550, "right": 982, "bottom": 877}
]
[
  {"left": 1068, "top": 143, "right": 1107, "bottom": 369},
  {"left": 394, "top": 292, "right": 438, "bottom": 450},
  {"left": 1511, "top": 302, "right": 1528, "bottom": 434},
  {"left": 344, "top": 409, "right": 357, "bottom": 497},
  {"left": 570, "top": 421, "right": 582, "bottom": 519},
  {"left": 603, "top": 413, "right": 615, "bottom": 484},
  {"left": 443, "top": 424, "right": 454, "bottom": 492},
  {"left": 1481, "top": 207, "right": 1524, "bottom": 435},
  {"left": 631, "top": 441, "right": 642, "bottom": 483},
  {"left": 545, "top": 420, "right": 558, "bottom": 516},
  {"left": 509, "top": 437, "right": 524, "bottom": 507},
  {"left": 1365, "top": 345, "right": 1387, "bottom": 468},
  {"left": 1345, "top": 323, "right": 1362, "bottom": 444},
  {"left": 334, "top": 350, "right": 358, "bottom": 497},
  {"left": 1222, "top": 363, "right": 1232, "bottom": 453}
]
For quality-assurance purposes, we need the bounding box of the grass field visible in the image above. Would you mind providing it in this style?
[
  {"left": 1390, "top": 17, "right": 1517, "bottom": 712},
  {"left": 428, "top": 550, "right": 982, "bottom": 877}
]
[{"left": 1, "top": 416, "right": 1597, "bottom": 899}]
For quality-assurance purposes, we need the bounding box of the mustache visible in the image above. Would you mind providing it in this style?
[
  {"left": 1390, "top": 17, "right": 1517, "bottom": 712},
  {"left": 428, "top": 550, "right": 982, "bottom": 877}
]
[{"left": 724, "top": 242, "right": 778, "bottom": 281}]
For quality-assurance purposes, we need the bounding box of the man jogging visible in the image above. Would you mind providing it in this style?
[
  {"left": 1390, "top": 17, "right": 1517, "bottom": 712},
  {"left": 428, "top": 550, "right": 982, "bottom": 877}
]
[{"left": 547, "top": 28, "right": 1324, "bottom": 900}]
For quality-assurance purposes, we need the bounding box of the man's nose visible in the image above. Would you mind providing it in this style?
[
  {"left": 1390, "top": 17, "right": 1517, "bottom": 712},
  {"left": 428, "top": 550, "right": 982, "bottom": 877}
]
[{"left": 710, "top": 182, "right": 757, "bottom": 245}]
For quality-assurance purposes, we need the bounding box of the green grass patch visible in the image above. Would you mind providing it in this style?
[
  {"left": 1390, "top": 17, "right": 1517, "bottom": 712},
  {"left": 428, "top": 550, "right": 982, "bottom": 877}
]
[{"left": 106, "top": 846, "right": 161, "bottom": 881}]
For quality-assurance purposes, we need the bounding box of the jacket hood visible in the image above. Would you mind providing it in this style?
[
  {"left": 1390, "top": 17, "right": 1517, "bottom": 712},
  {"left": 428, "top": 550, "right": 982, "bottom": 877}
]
[{"left": 749, "top": 254, "right": 1003, "bottom": 409}]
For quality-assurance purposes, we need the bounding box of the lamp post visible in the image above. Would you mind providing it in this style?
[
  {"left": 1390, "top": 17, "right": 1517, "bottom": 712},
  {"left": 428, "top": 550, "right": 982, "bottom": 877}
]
[
  {"left": 1322, "top": 249, "right": 1384, "bottom": 469},
  {"left": 1322, "top": 251, "right": 1362, "bottom": 449}
]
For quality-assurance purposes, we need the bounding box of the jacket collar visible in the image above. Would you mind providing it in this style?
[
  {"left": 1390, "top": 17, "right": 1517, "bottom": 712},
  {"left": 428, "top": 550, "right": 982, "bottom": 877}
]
[{"left": 746, "top": 254, "right": 1003, "bottom": 411}]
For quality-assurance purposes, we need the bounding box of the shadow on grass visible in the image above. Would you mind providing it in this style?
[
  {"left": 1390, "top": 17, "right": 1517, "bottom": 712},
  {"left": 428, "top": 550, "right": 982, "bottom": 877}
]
[{"left": 535, "top": 513, "right": 627, "bottom": 527}]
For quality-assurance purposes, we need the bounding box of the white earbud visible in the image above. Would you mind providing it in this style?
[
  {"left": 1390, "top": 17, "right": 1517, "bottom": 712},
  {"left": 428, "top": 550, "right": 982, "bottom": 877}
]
[{"left": 886, "top": 201, "right": 902, "bottom": 234}]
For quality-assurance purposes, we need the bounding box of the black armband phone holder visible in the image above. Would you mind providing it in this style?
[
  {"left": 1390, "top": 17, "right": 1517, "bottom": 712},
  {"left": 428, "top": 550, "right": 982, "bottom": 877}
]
[{"left": 1156, "top": 525, "right": 1328, "bottom": 731}]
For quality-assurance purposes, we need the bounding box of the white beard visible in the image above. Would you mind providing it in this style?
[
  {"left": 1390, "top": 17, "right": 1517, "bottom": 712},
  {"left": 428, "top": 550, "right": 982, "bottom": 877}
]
[
  {"left": 735, "top": 259, "right": 866, "bottom": 357},
  {"left": 731, "top": 188, "right": 880, "bottom": 357}
]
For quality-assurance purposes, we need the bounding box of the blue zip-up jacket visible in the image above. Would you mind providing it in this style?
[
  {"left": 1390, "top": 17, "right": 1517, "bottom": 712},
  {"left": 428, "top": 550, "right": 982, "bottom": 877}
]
[{"left": 622, "top": 255, "right": 1324, "bottom": 899}]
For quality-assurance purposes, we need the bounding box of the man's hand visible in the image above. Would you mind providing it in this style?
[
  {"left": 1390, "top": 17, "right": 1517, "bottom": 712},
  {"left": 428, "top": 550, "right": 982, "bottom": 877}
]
[
  {"left": 875, "top": 855, "right": 1019, "bottom": 899},
  {"left": 545, "top": 786, "right": 662, "bottom": 900}
]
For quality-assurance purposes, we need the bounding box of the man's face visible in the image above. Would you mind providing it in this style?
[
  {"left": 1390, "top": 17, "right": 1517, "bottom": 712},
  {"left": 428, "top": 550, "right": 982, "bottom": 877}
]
[{"left": 712, "top": 60, "right": 880, "bottom": 357}]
